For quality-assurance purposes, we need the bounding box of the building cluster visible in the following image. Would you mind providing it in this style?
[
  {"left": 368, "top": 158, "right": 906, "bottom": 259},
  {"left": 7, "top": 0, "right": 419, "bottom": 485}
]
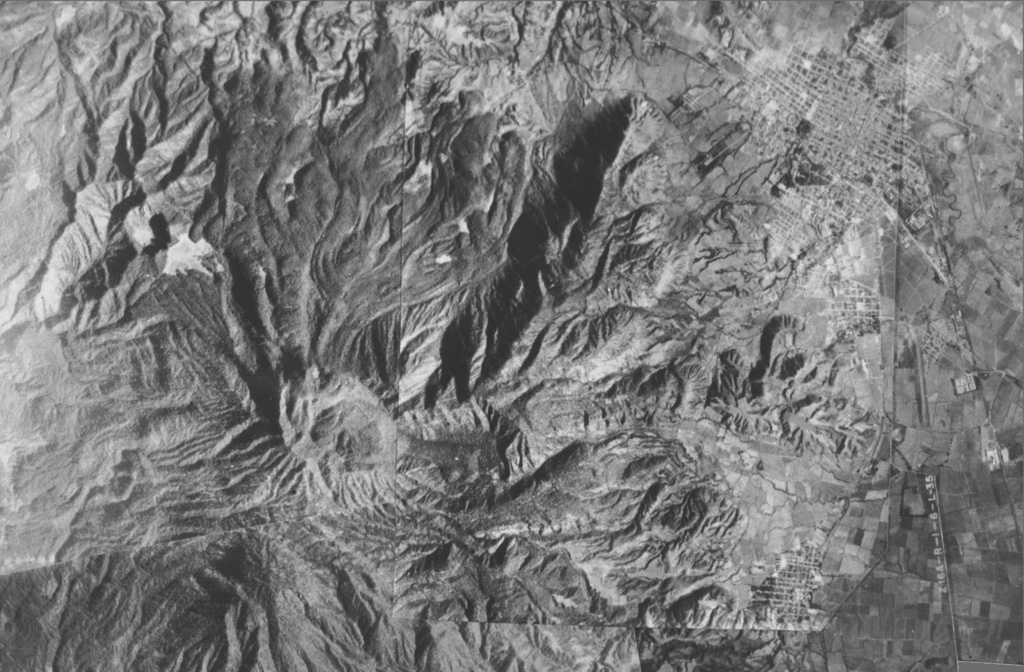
[
  {"left": 771, "top": 188, "right": 885, "bottom": 343},
  {"left": 753, "top": 541, "right": 826, "bottom": 626},
  {"left": 849, "top": 17, "right": 951, "bottom": 100},
  {"left": 905, "top": 204, "right": 936, "bottom": 234},
  {"left": 951, "top": 373, "right": 979, "bottom": 396},
  {"left": 739, "top": 17, "right": 947, "bottom": 259},
  {"left": 915, "top": 318, "right": 961, "bottom": 368},
  {"left": 745, "top": 39, "right": 881, "bottom": 173},
  {"left": 849, "top": 18, "right": 905, "bottom": 91},
  {"left": 827, "top": 278, "right": 882, "bottom": 341},
  {"left": 979, "top": 424, "right": 1010, "bottom": 470},
  {"left": 735, "top": 33, "right": 951, "bottom": 350}
]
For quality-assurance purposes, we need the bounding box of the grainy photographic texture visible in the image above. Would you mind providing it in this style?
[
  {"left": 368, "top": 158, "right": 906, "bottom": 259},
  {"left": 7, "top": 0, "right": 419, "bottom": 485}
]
[{"left": 0, "top": 1, "right": 1021, "bottom": 670}]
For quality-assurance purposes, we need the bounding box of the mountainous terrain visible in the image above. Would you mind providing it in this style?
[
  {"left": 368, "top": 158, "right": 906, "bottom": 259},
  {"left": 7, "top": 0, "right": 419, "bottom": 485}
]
[{"left": 0, "top": 2, "right": 1020, "bottom": 671}]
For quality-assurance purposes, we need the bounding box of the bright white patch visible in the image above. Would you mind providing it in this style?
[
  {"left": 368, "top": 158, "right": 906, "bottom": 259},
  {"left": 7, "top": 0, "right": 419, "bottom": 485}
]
[
  {"left": 405, "top": 97, "right": 427, "bottom": 135},
  {"left": 125, "top": 205, "right": 155, "bottom": 250},
  {"left": 24, "top": 172, "right": 40, "bottom": 191},
  {"left": 456, "top": 219, "right": 470, "bottom": 235},
  {"left": 407, "top": 159, "right": 433, "bottom": 193},
  {"left": 435, "top": 254, "right": 453, "bottom": 265},
  {"left": 428, "top": 11, "right": 448, "bottom": 32},
  {"left": 0, "top": 442, "right": 19, "bottom": 500},
  {"left": 163, "top": 236, "right": 215, "bottom": 277},
  {"left": 999, "top": 23, "right": 1023, "bottom": 51},
  {"left": 427, "top": 11, "right": 487, "bottom": 48},
  {"left": 447, "top": 24, "right": 486, "bottom": 47}
]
